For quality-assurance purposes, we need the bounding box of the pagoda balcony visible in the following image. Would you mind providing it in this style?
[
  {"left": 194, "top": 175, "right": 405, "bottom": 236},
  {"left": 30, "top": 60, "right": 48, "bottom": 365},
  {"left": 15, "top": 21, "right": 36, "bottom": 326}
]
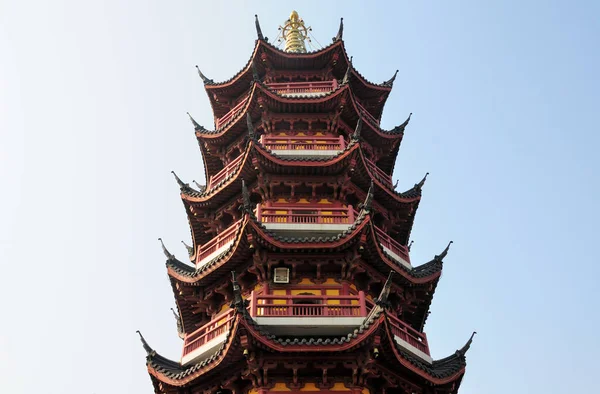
[
  {"left": 249, "top": 291, "right": 367, "bottom": 335},
  {"left": 356, "top": 101, "right": 380, "bottom": 126},
  {"left": 374, "top": 226, "right": 412, "bottom": 268},
  {"left": 387, "top": 312, "right": 432, "bottom": 363},
  {"left": 207, "top": 154, "right": 244, "bottom": 190},
  {"left": 260, "top": 134, "right": 346, "bottom": 157},
  {"left": 365, "top": 157, "right": 393, "bottom": 186},
  {"left": 266, "top": 80, "right": 338, "bottom": 96},
  {"left": 216, "top": 96, "right": 249, "bottom": 129},
  {"left": 256, "top": 205, "right": 356, "bottom": 237},
  {"left": 181, "top": 309, "right": 235, "bottom": 365},
  {"left": 196, "top": 219, "right": 243, "bottom": 268}
]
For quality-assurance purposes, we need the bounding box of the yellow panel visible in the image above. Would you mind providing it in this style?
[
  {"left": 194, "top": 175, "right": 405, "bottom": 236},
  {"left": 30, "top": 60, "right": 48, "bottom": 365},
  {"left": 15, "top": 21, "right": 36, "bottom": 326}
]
[
  {"left": 326, "top": 289, "right": 340, "bottom": 305},
  {"left": 318, "top": 199, "right": 332, "bottom": 204},
  {"left": 297, "top": 132, "right": 306, "bottom": 136},
  {"left": 324, "top": 278, "right": 337, "bottom": 285},
  {"left": 248, "top": 389, "right": 259, "bottom": 394},
  {"left": 300, "top": 383, "right": 320, "bottom": 391},
  {"left": 272, "top": 289, "right": 287, "bottom": 305},
  {"left": 315, "top": 132, "right": 324, "bottom": 136},
  {"left": 219, "top": 304, "right": 229, "bottom": 313},
  {"left": 298, "top": 198, "right": 309, "bottom": 204},
  {"left": 292, "top": 289, "right": 316, "bottom": 296},
  {"left": 298, "top": 278, "right": 312, "bottom": 285},
  {"left": 331, "top": 383, "right": 351, "bottom": 391},
  {"left": 276, "top": 198, "right": 288, "bottom": 203},
  {"left": 272, "top": 383, "right": 291, "bottom": 391},
  {"left": 362, "top": 388, "right": 370, "bottom": 394}
]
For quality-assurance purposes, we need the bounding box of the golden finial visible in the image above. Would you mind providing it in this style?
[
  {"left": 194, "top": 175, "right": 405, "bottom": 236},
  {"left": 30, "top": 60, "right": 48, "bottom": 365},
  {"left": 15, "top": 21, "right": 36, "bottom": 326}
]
[{"left": 279, "top": 11, "right": 311, "bottom": 53}]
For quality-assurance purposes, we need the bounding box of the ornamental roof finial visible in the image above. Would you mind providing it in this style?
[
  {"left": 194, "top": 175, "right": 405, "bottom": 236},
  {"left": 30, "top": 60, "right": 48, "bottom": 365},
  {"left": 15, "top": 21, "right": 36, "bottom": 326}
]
[
  {"left": 158, "top": 238, "right": 175, "bottom": 260},
  {"left": 195, "top": 65, "right": 213, "bottom": 84},
  {"left": 251, "top": 61, "right": 261, "bottom": 82},
  {"left": 415, "top": 172, "right": 429, "bottom": 190},
  {"left": 375, "top": 271, "right": 394, "bottom": 307},
  {"left": 192, "top": 180, "right": 206, "bottom": 193},
  {"left": 408, "top": 240, "right": 414, "bottom": 251},
  {"left": 279, "top": 11, "right": 310, "bottom": 53},
  {"left": 254, "top": 14, "right": 265, "bottom": 41},
  {"left": 434, "top": 241, "right": 453, "bottom": 261},
  {"left": 186, "top": 112, "right": 203, "bottom": 131},
  {"left": 342, "top": 60, "right": 352, "bottom": 85},
  {"left": 136, "top": 330, "right": 155, "bottom": 356},
  {"left": 362, "top": 179, "right": 374, "bottom": 213},
  {"left": 241, "top": 179, "right": 252, "bottom": 213},
  {"left": 230, "top": 271, "right": 247, "bottom": 312},
  {"left": 383, "top": 69, "right": 399, "bottom": 87},
  {"left": 333, "top": 17, "right": 344, "bottom": 42},
  {"left": 352, "top": 118, "right": 362, "bottom": 141},
  {"left": 181, "top": 240, "right": 194, "bottom": 257},
  {"left": 246, "top": 113, "right": 256, "bottom": 141},
  {"left": 457, "top": 331, "right": 477, "bottom": 357},
  {"left": 171, "top": 171, "right": 189, "bottom": 190}
]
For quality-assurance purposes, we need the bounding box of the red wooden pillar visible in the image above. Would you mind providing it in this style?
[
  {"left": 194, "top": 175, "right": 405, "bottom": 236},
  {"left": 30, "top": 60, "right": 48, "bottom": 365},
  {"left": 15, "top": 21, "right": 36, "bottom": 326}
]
[
  {"left": 359, "top": 291, "right": 367, "bottom": 317},
  {"left": 250, "top": 290, "right": 257, "bottom": 317}
]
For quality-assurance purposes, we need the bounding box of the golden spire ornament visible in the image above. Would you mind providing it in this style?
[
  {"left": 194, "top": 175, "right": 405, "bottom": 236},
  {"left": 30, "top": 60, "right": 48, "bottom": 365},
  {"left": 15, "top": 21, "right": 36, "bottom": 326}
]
[{"left": 279, "top": 11, "right": 311, "bottom": 53}]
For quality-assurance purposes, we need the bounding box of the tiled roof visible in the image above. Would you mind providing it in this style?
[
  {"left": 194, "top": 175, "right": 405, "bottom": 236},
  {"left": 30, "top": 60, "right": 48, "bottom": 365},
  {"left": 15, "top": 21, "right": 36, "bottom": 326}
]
[{"left": 390, "top": 328, "right": 474, "bottom": 381}]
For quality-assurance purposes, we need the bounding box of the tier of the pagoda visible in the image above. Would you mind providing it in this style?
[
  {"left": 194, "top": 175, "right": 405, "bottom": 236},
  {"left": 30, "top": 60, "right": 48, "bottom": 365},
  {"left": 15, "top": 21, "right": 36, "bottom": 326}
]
[{"left": 139, "top": 274, "right": 474, "bottom": 392}]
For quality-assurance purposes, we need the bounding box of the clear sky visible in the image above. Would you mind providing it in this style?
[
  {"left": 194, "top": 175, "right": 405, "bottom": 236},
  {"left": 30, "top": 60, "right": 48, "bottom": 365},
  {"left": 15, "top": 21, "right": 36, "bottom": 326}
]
[{"left": 1, "top": 1, "right": 599, "bottom": 393}]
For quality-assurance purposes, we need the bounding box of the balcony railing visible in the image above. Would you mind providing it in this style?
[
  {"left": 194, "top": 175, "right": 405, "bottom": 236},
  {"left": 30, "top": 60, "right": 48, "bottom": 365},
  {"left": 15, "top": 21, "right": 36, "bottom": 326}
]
[
  {"left": 374, "top": 226, "right": 411, "bottom": 267},
  {"left": 196, "top": 219, "right": 243, "bottom": 268},
  {"left": 387, "top": 312, "right": 431, "bottom": 358},
  {"left": 208, "top": 154, "right": 244, "bottom": 190},
  {"left": 216, "top": 96, "right": 249, "bottom": 129},
  {"left": 182, "top": 309, "right": 235, "bottom": 363},
  {"left": 260, "top": 135, "right": 346, "bottom": 153},
  {"left": 266, "top": 80, "right": 337, "bottom": 95},
  {"left": 256, "top": 206, "right": 356, "bottom": 225},
  {"left": 365, "top": 157, "right": 393, "bottom": 185},
  {"left": 356, "top": 102, "right": 380, "bottom": 126},
  {"left": 250, "top": 292, "right": 367, "bottom": 318}
]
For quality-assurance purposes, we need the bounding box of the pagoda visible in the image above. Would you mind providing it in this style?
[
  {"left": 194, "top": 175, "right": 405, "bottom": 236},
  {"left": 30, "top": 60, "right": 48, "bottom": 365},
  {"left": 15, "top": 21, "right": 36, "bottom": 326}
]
[{"left": 138, "top": 11, "right": 474, "bottom": 394}]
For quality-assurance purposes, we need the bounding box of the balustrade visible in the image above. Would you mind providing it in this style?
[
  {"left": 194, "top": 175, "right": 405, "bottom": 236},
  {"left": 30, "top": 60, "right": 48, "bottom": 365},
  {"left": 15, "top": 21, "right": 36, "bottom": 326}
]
[
  {"left": 356, "top": 102, "right": 380, "bottom": 126},
  {"left": 250, "top": 292, "right": 367, "bottom": 318},
  {"left": 196, "top": 219, "right": 243, "bottom": 267},
  {"left": 208, "top": 154, "right": 244, "bottom": 190},
  {"left": 182, "top": 309, "right": 235, "bottom": 359},
  {"left": 260, "top": 134, "right": 345, "bottom": 152},
  {"left": 374, "top": 226, "right": 411, "bottom": 266},
  {"left": 386, "top": 313, "right": 430, "bottom": 356},
  {"left": 216, "top": 97, "right": 249, "bottom": 129},
  {"left": 365, "top": 157, "right": 393, "bottom": 185},
  {"left": 266, "top": 80, "right": 337, "bottom": 95},
  {"left": 256, "top": 205, "right": 356, "bottom": 225}
]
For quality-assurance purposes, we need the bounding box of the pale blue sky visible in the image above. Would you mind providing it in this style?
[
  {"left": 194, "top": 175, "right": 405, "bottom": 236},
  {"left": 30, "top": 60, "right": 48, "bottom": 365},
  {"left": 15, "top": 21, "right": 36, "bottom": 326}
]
[{"left": 1, "top": 1, "right": 599, "bottom": 393}]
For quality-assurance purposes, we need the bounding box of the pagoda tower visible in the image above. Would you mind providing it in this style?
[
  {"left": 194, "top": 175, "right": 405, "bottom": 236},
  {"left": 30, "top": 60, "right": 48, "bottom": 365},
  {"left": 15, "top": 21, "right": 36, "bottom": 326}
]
[{"left": 138, "top": 12, "right": 474, "bottom": 394}]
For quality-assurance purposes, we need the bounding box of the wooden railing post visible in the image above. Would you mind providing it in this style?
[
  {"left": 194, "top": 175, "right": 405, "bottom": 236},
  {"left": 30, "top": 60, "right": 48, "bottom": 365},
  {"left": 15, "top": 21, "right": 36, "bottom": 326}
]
[
  {"left": 250, "top": 291, "right": 257, "bottom": 317},
  {"left": 359, "top": 291, "right": 367, "bottom": 317}
]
